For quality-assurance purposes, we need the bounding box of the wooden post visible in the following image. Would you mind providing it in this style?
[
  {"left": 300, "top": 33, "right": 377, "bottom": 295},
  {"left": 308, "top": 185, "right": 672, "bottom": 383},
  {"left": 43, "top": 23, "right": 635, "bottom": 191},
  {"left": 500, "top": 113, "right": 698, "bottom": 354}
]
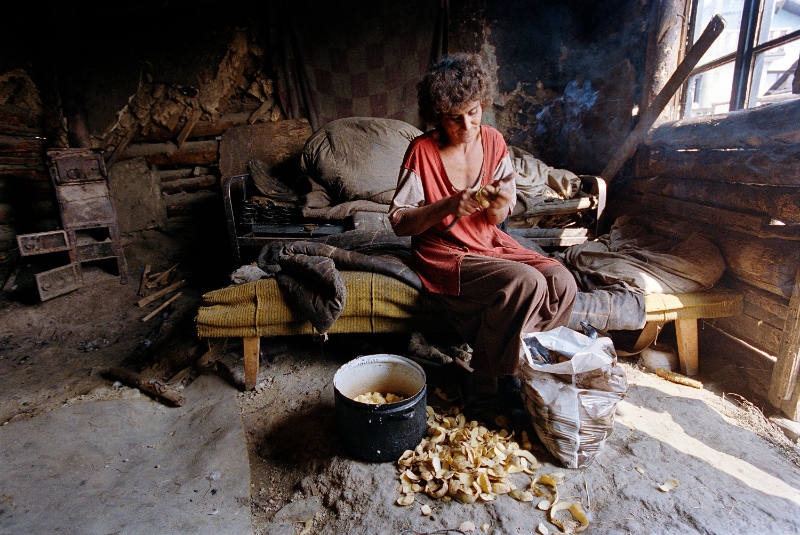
[
  {"left": 601, "top": 14, "right": 726, "bottom": 182},
  {"left": 769, "top": 266, "right": 800, "bottom": 420},
  {"left": 675, "top": 318, "right": 699, "bottom": 376},
  {"left": 243, "top": 336, "right": 260, "bottom": 390},
  {"left": 176, "top": 109, "right": 203, "bottom": 149},
  {"left": 640, "top": 0, "right": 688, "bottom": 123}
]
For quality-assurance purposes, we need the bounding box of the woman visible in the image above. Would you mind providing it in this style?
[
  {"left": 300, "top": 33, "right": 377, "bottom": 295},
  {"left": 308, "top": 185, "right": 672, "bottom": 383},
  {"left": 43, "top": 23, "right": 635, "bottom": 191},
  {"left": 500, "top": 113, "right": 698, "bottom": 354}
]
[{"left": 389, "top": 53, "right": 577, "bottom": 402}]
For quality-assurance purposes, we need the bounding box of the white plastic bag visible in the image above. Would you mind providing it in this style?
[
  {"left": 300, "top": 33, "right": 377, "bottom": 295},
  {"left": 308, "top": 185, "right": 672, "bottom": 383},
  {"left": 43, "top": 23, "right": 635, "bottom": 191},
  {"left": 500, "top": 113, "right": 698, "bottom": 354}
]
[{"left": 518, "top": 326, "right": 627, "bottom": 468}]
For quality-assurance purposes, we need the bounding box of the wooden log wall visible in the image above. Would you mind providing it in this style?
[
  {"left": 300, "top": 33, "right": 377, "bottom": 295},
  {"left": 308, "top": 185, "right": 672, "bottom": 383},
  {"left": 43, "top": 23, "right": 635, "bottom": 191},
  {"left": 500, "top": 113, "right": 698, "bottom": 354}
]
[
  {"left": 617, "top": 98, "right": 800, "bottom": 418},
  {"left": 0, "top": 103, "right": 59, "bottom": 278},
  {"left": 113, "top": 102, "right": 268, "bottom": 220}
]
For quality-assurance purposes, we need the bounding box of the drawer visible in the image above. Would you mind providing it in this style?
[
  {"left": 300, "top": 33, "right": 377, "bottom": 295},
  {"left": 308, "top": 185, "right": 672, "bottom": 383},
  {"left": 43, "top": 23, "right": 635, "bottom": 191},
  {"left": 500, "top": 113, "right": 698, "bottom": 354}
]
[
  {"left": 17, "top": 230, "right": 71, "bottom": 256},
  {"left": 75, "top": 240, "right": 115, "bottom": 261},
  {"left": 35, "top": 262, "right": 82, "bottom": 301},
  {"left": 47, "top": 149, "right": 106, "bottom": 185}
]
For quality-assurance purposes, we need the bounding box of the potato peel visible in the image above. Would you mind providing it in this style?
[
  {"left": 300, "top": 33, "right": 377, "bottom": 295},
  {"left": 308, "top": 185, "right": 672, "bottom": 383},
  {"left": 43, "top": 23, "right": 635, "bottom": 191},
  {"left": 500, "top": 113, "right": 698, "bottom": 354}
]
[
  {"left": 658, "top": 478, "right": 679, "bottom": 492},
  {"left": 509, "top": 489, "right": 534, "bottom": 502},
  {"left": 395, "top": 405, "right": 541, "bottom": 505},
  {"left": 548, "top": 501, "right": 589, "bottom": 533},
  {"left": 396, "top": 493, "right": 415, "bottom": 506},
  {"left": 531, "top": 475, "right": 559, "bottom": 504}
]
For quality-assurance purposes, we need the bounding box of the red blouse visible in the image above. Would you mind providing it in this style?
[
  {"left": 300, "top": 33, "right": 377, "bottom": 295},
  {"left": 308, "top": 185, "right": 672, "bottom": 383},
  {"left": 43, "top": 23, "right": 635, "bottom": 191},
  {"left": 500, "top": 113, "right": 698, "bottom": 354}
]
[{"left": 395, "top": 126, "right": 560, "bottom": 295}]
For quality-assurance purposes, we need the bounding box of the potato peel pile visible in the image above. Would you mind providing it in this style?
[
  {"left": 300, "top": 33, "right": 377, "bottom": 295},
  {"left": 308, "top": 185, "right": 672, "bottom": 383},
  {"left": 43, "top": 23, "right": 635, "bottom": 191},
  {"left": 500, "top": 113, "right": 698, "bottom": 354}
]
[
  {"left": 395, "top": 406, "right": 592, "bottom": 533},
  {"left": 395, "top": 405, "right": 541, "bottom": 506},
  {"left": 353, "top": 391, "right": 405, "bottom": 404}
]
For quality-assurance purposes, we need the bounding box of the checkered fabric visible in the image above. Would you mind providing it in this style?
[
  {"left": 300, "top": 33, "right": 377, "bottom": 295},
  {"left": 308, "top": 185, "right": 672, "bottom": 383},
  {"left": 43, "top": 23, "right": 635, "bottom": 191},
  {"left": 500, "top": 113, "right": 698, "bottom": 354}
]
[{"left": 271, "top": 1, "right": 439, "bottom": 130}]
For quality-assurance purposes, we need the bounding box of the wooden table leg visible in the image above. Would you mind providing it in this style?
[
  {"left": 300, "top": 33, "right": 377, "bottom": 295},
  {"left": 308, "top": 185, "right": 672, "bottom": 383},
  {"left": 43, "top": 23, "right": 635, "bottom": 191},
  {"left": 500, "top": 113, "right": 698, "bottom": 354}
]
[
  {"left": 243, "top": 336, "right": 260, "bottom": 390},
  {"left": 675, "top": 318, "right": 699, "bottom": 376}
]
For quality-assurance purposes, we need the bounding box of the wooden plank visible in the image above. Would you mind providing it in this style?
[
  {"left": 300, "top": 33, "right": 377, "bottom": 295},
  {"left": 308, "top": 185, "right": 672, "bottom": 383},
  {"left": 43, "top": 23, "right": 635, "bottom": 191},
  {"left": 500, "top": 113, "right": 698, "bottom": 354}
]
[
  {"left": 218, "top": 119, "right": 312, "bottom": 178},
  {"left": 641, "top": 142, "right": 800, "bottom": 185},
  {"left": 699, "top": 322, "right": 774, "bottom": 401},
  {"left": 0, "top": 135, "right": 45, "bottom": 156},
  {"left": 175, "top": 109, "right": 203, "bottom": 149},
  {"left": 769, "top": 267, "right": 800, "bottom": 419},
  {"left": 120, "top": 140, "right": 219, "bottom": 167},
  {"left": 675, "top": 318, "right": 699, "bottom": 375},
  {"left": 708, "top": 313, "right": 784, "bottom": 356},
  {"left": 104, "top": 367, "right": 185, "bottom": 407},
  {"left": 618, "top": 201, "right": 800, "bottom": 298},
  {"left": 720, "top": 275, "right": 789, "bottom": 325},
  {"left": 136, "top": 279, "right": 185, "bottom": 307},
  {"left": 717, "top": 236, "right": 800, "bottom": 299},
  {"left": 0, "top": 156, "right": 45, "bottom": 167},
  {"left": 0, "top": 104, "right": 42, "bottom": 135},
  {"left": 160, "top": 174, "right": 218, "bottom": 193},
  {"left": 138, "top": 110, "right": 256, "bottom": 142},
  {"left": 504, "top": 227, "right": 589, "bottom": 237},
  {"left": 629, "top": 176, "right": 800, "bottom": 223},
  {"left": 646, "top": 98, "right": 800, "bottom": 149},
  {"left": 624, "top": 191, "right": 800, "bottom": 240},
  {"left": 0, "top": 165, "right": 47, "bottom": 178},
  {"left": 142, "top": 291, "right": 183, "bottom": 322},
  {"left": 248, "top": 99, "right": 273, "bottom": 124},
  {"left": 164, "top": 190, "right": 218, "bottom": 217},
  {"left": 243, "top": 336, "right": 260, "bottom": 390}
]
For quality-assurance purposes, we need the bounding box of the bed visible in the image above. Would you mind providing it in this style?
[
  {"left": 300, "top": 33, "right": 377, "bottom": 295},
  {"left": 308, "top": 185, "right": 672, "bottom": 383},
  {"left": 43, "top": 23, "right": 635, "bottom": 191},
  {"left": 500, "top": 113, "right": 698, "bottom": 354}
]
[{"left": 196, "top": 118, "right": 743, "bottom": 389}]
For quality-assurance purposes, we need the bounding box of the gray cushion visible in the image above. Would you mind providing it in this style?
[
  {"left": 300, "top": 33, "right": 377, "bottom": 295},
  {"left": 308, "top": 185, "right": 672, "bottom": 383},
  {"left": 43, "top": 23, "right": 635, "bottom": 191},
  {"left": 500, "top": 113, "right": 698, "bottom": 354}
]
[{"left": 300, "top": 117, "right": 422, "bottom": 204}]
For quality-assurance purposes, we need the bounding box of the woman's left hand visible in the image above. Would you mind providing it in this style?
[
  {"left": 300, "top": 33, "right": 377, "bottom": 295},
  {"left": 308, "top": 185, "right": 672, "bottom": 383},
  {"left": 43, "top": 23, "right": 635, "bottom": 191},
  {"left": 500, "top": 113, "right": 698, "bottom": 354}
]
[{"left": 480, "top": 176, "right": 514, "bottom": 212}]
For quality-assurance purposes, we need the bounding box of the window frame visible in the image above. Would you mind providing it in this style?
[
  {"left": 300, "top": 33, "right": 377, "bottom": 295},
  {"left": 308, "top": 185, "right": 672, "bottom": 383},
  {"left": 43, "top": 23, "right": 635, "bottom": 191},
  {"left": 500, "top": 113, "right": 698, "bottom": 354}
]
[{"left": 681, "top": 0, "right": 800, "bottom": 116}]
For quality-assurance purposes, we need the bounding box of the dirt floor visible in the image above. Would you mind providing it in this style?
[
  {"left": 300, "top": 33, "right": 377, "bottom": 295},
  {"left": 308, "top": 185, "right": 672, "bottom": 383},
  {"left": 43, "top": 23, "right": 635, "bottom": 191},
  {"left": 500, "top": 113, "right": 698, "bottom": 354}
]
[{"left": 2, "top": 236, "right": 800, "bottom": 534}]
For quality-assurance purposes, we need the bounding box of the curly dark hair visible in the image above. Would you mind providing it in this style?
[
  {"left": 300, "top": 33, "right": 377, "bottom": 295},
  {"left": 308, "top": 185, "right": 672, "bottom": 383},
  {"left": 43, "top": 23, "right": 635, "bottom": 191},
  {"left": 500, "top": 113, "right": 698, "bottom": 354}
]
[{"left": 417, "top": 53, "right": 494, "bottom": 125}]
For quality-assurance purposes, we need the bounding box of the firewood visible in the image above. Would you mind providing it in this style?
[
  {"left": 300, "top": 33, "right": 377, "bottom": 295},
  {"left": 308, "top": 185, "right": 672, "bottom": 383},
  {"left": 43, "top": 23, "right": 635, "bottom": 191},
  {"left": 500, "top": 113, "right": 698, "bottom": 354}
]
[
  {"left": 137, "top": 264, "right": 151, "bottom": 296},
  {"left": 248, "top": 98, "right": 273, "bottom": 124},
  {"left": 176, "top": 109, "right": 203, "bottom": 149},
  {"left": 141, "top": 291, "right": 182, "bottom": 322},
  {"left": 145, "top": 263, "right": 179, "bottom": 288},
  {"left": 104, "top": 366, "right": 186, "bottom": 406},
  {"left": 137, "top": 279, "right": 185, "bottom": 307}
]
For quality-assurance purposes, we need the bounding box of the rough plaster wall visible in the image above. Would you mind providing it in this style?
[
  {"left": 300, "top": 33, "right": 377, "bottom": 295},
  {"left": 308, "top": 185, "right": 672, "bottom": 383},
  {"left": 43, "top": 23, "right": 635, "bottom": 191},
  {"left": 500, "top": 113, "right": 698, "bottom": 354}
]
[{"left": 451, "top": 0, "right": 651, "bottom": 176}]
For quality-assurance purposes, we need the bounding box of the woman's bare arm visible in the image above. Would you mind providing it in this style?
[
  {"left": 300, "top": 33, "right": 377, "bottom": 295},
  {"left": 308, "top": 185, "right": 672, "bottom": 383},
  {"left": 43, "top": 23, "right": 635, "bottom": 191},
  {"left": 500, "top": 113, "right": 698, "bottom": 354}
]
[
  {"left": 392, "top": 190, "right": 481, "bottom": 236},
  {"left": 481, "top": 173, "right": 516, "bottom": 225}
]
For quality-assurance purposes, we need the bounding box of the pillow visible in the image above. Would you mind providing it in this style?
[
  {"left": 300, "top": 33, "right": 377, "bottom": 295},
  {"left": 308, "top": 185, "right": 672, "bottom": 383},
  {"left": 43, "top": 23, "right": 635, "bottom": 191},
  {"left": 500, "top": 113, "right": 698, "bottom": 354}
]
[{"left": 300, "top": 117, "right": 422, "bottom": 204}]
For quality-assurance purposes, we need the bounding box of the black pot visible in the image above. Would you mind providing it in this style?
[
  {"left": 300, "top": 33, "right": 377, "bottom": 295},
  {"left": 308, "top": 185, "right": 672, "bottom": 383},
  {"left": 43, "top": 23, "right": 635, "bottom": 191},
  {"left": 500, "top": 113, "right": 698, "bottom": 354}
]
[{"left": 333, "top": 354, "right": 427, "bottom": 462}]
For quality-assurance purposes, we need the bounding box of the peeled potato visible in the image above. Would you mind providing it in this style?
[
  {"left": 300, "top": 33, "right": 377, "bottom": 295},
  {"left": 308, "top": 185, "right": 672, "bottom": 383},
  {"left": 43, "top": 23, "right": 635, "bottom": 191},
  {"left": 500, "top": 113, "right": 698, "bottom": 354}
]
[{"left": 353, "top": 391, "right": 405, "bottom": 404}]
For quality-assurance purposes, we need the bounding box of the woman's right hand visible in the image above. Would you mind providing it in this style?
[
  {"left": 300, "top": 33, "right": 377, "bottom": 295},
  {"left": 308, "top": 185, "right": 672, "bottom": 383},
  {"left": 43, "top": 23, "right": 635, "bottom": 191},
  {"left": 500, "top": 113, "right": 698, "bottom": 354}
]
[{"left": 453, "top": 189, "right": 483, "bottom": 217}]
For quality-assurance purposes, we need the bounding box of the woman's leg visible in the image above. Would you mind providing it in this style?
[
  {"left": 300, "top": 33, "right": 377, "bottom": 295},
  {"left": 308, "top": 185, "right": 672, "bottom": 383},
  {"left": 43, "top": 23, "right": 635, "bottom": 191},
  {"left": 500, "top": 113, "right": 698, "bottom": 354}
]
[
  {"left": 534, "top": 262, "right": 578, "bottom": 332},
  {"left": 435, "top": 254, "right": 552, "bottom": 379}
]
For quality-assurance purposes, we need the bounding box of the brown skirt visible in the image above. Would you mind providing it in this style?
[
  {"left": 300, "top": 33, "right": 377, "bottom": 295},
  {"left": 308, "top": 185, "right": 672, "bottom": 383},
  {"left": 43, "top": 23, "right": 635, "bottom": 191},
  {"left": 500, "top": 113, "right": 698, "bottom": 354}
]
[{"left": 434, "top": 254, "right": 577, "bottom": 378}]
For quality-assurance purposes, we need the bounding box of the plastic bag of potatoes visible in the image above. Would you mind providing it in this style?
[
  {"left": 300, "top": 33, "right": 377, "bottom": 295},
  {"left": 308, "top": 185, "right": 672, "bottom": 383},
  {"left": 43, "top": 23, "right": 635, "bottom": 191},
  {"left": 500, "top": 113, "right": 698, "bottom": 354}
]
[{"left": 519, "top": 326, "right": 628, "bottom": 468}]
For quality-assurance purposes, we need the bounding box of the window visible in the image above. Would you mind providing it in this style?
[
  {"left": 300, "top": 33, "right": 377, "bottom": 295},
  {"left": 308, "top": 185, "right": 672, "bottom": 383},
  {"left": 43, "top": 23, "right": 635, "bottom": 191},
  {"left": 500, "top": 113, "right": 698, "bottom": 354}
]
[{"left": 682, "top": 0, "right": 800, "bottom": 117}]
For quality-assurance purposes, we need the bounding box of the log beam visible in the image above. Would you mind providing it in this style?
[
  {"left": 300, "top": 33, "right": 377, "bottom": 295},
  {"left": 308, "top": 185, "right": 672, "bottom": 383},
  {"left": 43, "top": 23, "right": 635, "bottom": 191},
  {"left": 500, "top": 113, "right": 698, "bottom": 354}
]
[
  {"left": 640, "top": 142, "right": 800, "bottom": 185},
  {"left": 120, "top": 140, "right": 219, "bottom": 166},
  {"left": 645, "top": 98, "right": 800, "bottom": 149},
  {"left": 769, "top": 266, "right": 800, "bottom": 420}
]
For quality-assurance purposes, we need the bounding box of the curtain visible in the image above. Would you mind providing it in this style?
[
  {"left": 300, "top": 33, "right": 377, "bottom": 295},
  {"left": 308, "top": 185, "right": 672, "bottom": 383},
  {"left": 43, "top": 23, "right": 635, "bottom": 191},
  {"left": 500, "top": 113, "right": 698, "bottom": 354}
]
[{"left": 269, "top": 0, "right": 445, "bottom": 131}]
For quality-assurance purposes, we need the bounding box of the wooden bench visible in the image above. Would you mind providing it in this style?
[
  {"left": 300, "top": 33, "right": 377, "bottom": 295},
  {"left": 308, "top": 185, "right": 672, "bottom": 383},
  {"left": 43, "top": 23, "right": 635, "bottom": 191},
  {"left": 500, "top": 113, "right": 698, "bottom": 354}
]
[{"left": 196, "top": 273, "right": 742, "bottom": 389}]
